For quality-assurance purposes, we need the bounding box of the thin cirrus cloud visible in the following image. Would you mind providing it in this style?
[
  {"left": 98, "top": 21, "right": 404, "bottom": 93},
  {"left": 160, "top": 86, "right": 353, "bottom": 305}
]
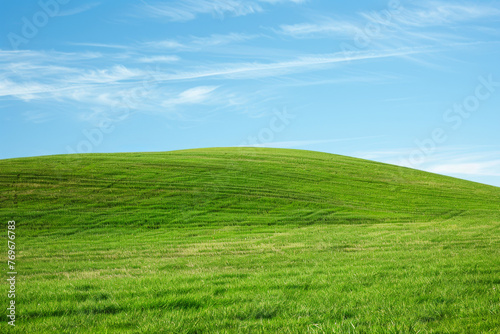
[
  {"left": 161, "top": 86, "right": 219, "bottom": 108},
  {"left": 69, "top": 42, "right": 131, "bottom": 50},
  {"left": 357, "top": 146, "right": 500, "bottom": 180},
  {"left": 427, "top": 161, "right": 500, "bottom": 177},
  {"left": 189, "top": 33, "right": 258, "bottom": 47},
  {"left": 0, "top": 46, "right": 432, "bottom": 109},
  {"left": 0, "top": 79, "right": 55, "bottom": 101},
  {"left": 74, "top": 65, "right": 144, "bottom": 84},
  {"left": 0, "top": 50, "right": 101, "bottom": 64},
  {"left": 0, "top": 59, "right": 147, "bottom": 101},
  {"left": 0, "top": 51, "right": 227, "bottom": 120},
  {"left": 137, "top": 55, "right": 180, "bottom": 63},
  {"left": 139, "top": 0, "right": 306, "bottom": 21},
  {"left": 143, "top": 33, "right": 258, "bottom": 51},
  {"left": 73, "top": 33, "right": 258, "bottom": 53},
  {"left": 383, "top": 2, "right": 500, "bottom": 27},
  {"left": 140, "top": 0, "right": 263, "bottom": 21},
  {"left": 279, "top": 1, "right": 500, "bottom": 40},
  {"left": 260, "top": 0, "right": 306, "bottom": 3},
  {"left": 154, "top": 47, "right": 433, "bottom": 81},
  {"left": 279, "top": 20, "right": 361, "bottom": 38}
]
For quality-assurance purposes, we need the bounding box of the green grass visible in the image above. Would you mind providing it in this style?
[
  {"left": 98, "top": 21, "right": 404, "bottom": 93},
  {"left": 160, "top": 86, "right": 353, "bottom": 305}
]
[{"left": 1, "top": 147, "right": 499, "bottom": 333}]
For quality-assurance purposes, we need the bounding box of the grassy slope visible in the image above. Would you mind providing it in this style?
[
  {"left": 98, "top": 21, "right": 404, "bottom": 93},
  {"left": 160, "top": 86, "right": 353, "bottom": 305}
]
[{"left": 0, "top": 147, "right": 499, "bottom": 333}]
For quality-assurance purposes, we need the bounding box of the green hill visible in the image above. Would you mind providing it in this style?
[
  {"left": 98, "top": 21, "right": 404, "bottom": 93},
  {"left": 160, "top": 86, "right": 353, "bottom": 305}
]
[
  {"left": 1, "top": 148, "right": 499, "bottom": 333},
  {"left": 2, "top": 147, "right": 499, "bottom": 230}
]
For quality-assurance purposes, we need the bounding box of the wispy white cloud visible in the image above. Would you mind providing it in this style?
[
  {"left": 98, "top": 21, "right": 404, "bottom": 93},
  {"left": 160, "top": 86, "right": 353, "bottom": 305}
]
[
  {"left": 137, "top": 55, "right": 180, "bottom": 63},
  {"left": 0, "top": 50, "right": 102, "bottom": 63},
  {"left": 75, "top": 65, "right": 144, "bottom": 84},
  {"left": 140, "top": 0, "right": 262, "bottom": 21},
  {"left": 143, "top": 33, "right": 257, "bottom": 51},
  {"left": 0, "top": 46, "right": 432, "bottom": 109},
  {"left": 153, "top": 47, "right": 433, "bottom": 81},
  {"left": 427, "top": 160, "right": 500, "bottom": 177},
  {"left": 259, "top": 0, "right": 306, "bottom": 3},
  {"left": 0, "top": 50, "right": 235, "bottom": 123},
  {"left": 386, "top": 2, "right": 500, "bottom": 28},
  {"left": 139, "top": 0, "right": 307, "bottom": 21},
  {"left": 279, "top": 20, "right": 361, "bottom": 38},
  {"left": 279, "top": 1, "right": 500, "bottom": 45},
  {"left": 357, "top": 146, "right": 500, "bottom": 180},
  {"left": 142, "top": 40, "right": 186, "bottom": 50},
  {"left": 0, "top": 79, "right": 57, "bottom": 101},
  {"left": 190, "top": 33, "right": 257, "bottom": 47},
  {"left": 68, "top": 42, "right": 130, "bottom": 50},
  {"left": 161, "top": 86, "right": 219, "bottom": 108}
]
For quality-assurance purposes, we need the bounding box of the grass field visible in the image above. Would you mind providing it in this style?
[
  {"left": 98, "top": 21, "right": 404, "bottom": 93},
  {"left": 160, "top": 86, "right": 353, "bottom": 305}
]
[{"left": 1, "top": 147, "right": 499, "bottom": 333}]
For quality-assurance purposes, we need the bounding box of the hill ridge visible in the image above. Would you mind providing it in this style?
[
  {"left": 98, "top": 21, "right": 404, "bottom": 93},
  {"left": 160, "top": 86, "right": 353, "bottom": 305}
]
[{"left": 1, "top": 147, "right": 499, "bottom": 232}]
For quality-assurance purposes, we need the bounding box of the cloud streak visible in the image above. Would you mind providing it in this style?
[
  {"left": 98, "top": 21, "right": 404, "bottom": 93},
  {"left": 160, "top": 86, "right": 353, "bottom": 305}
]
[
  {"left": 0, "top": 46, "right": 431, "bottom": 101},
  {"left": 386, "top": 2, "right": 500, "bottom": 27},
  {"left": 0, "top": 44, "right": 431, "bottom": 127},
  {"left": 137, "top": 56, "right": 180, "bottom": 63},
  {"left": 154, "top": 47, "right": 433, "bottom": 81},
  {"left": 139, "top": 0, "right": 306, "bottom": 21},
  {"left": 279, "top": 1, "right": 500, "bottom": 47},
  {"left": 143, "top": 33, "right": 258, "bottom": 52},
  {"left": 357, "top": 146, "right": 500, "bottom": 181},
  {"left": 140, "top": 0, "right": 262, "bottom": 21},
  {"left": 427, "top": 161, "right": 500, "bottom": 177},
  {"left": 279, "top": 20, "right": 361, "bottom": 38},
  {"left": 161, "top": 86, "right": 219, "bottom": 108}
]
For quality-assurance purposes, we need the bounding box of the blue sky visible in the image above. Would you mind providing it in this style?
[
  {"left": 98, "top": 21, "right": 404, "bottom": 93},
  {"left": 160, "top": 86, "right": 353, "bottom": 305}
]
[{"left": 1, "top": 0, "right": 500, "bottom": 186}]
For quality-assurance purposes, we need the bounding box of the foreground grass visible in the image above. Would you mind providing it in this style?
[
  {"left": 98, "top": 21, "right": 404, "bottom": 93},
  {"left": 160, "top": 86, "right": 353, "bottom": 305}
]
[
  {"left": 4, "top": 220, "right": 500, "bottom": 333},
  {"left": 1, "top": 148, "right": 499, "bottom": 332}
]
